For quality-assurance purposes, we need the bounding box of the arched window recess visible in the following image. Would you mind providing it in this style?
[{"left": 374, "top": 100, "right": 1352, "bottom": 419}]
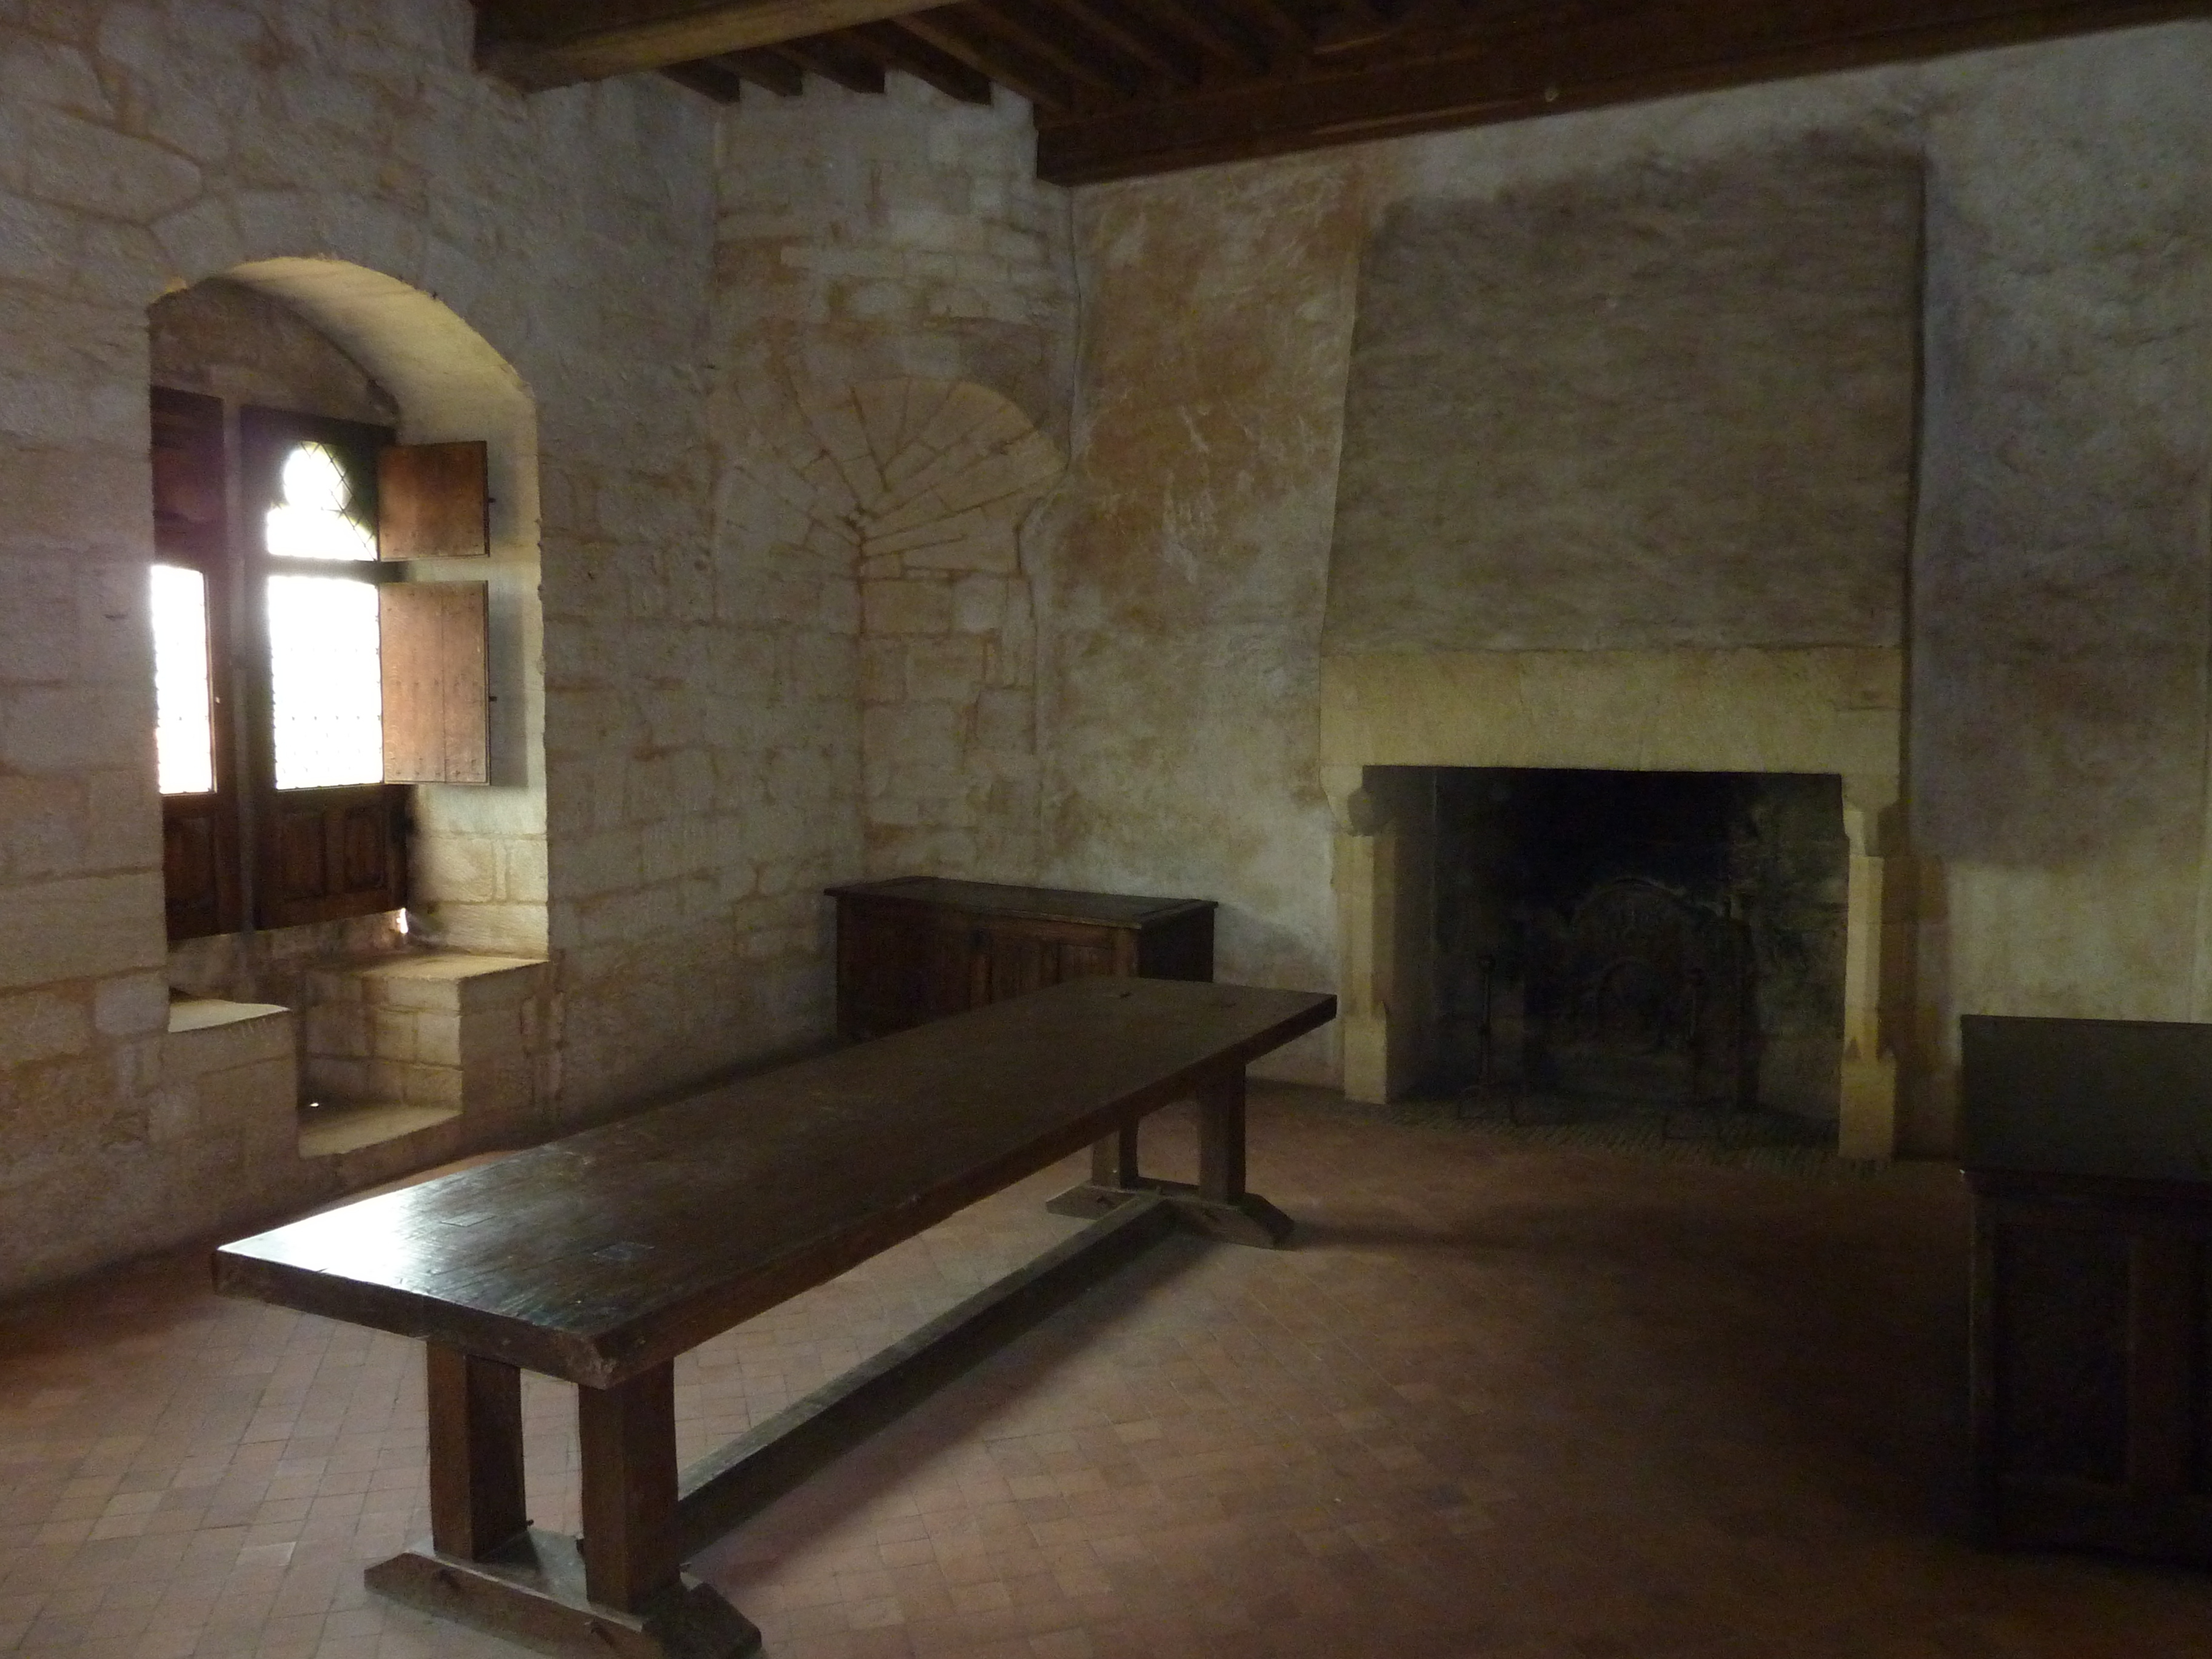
[{"left": 153, "top": 385, "right": 494, "bottom": 940}]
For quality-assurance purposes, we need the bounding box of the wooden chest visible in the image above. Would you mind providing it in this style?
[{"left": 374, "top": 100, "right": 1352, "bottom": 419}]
[
  {"left": 826, "top": 876, "right": 1215, "bottom": 1042},
  {"left": 1962, "top": 1014, "right": 2212, "bottom": 1564}
]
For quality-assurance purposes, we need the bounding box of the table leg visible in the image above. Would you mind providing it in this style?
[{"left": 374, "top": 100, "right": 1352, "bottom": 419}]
[
  {"left": 1047, "top": 1064, "right": 1292, "bottom": 1247},
  {"left": 580, "top": 1362, "right": 681, "bottom": 1613},
  {"left": 1182, "top": 1065, "right": 1293, "bottom": 1247},
  {"left": 1094, "top": 1122, "right": 1140, "bottom": 1187},
  {"left": 1196, "top": 1067, "right": 1247, "bottom": 1204},
  {"left": 1047, "top": 1122, "right": 1143, "bottom": 1221},
  {"left": 369, "top": 1352, "right": 759, "bottom": 1658},
  {"left": 426, "top": 1346, "right": 529, "bottom": 1560}
]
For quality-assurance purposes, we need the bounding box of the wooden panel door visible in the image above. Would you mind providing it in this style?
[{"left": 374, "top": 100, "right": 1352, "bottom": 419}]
[
  {"left": 257, "top": 785, "right": 407, "bottom": 929},
  {"left": 162, "top": 805, "right": 240, "bottom": 942},
  {"left": 836, "top": 901, "right": 937, "bottom": 1041},
  {"left": 973, "top": 923, "right": 1121, "bottom": 1004},
  {"left": 1991, "top": 1220, "right": 2133, "bottom": 1486}
]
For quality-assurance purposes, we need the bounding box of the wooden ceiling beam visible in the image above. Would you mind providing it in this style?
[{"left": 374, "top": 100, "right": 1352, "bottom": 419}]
[
  {"left": 1030, "top": 0, "right": 1201, "bottom": 87},
  {"left": 843, "top": 19, "right": 997, "bottom": 101},
  {"left": 660, "top": 57, "right": 751, "bottom": 99},
  {"left": 474, "top": 0, "right": 961, "bottom": 89},
  {"left": 772, "top": 35, "right": 890, "bottom": 92},
  {"left": 1113, "top": 0, "right": 1272, "bottom": 73},
  {"left": 893, "top": 11, "right": 1081, "bottom": 110},
  {"left": 965, "top": 0, "right": 1143, "bottom": 96},
  {"left": 1038, "top": 0, "right": 2212, "bottom": 183},
  {"left": 709, "top": 46, "right": 809, "bottom": 93}
]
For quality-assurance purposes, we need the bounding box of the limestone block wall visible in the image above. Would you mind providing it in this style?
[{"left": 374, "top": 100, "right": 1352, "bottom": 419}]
[
  {"left": 709, "top": 79, "right": 1076, "bottom": 912},
  {"left": 301, "top": 953, "right": 552, "bottom": 1130},
  {"left": 803, "top": 377, "right": 1063, "bottom": 875},
  {"left": 1911, "top": 39, "right": 2212, "bottom": 1145},
  {"left": 1034, "top": 22, "right": 2212, "bottom": 1135},
  {"left": 0, "top": 0, "right": 736, "bottom": 1293},
  {"left": 156, "top": 1000, "right": 300, "bottom": 1198},
  {"left": 1033, "top": 156, "right": 1372, "bottom": 1084}
]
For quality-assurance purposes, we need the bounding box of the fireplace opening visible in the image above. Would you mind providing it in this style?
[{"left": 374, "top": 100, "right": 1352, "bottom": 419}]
[{"left": 1426, "top": 768, "right": 1847, "bottom": 1128}]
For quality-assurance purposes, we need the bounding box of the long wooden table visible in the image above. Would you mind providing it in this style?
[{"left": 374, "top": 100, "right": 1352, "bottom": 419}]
[{"left": 214, "top": 976, "right": 1335, "bottom": 1659}]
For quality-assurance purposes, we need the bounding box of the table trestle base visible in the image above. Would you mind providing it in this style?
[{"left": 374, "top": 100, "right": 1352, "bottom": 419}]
[
  {"left": 1047, "top": 1066, "right": 1293, "bottom": 1247},
  {"left": 223, "top": 979, "right": 1338, "bottom": 1658},
  {"left": 1045, "top": 1176, "right": 1293, "bottom": 1247},
  {"left": 366, "top": 1530, "right": 759, "bottom": 1659},
  {"left": 369, "top": 1193, "right": 1182, "bottom": 1653},
  {"left": 675, "top": 1190, "right": 1176, "bottom": 1554}
]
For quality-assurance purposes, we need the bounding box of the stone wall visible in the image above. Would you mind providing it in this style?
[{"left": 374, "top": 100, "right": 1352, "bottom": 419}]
[
  {"left": 0, "top": 16, "right": 1075, "bottom": 1295},
  {"left": 0, "top": 0, "right": 731, "bottom": 1292},
  {"left": 709, "top": 76, "right": 1075, "bottom": 908},
  {"left": 1031, "top": 21, "right": 2212, "bottom": 1141},
  {"left": 1326, "top": 141, "right": 1920, "bottom": 654},
  {"left": 1033, "top": 157, "right": 1371, "bottom": 1085},
  {"left": 5, "top": 1, "right": 2209, "bottom": 1298},
  {"left": 1912, "top": 39, "right": 2212, "bottom": 1145}
]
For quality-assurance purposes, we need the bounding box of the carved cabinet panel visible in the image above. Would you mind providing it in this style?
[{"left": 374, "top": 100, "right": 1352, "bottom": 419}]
[
  {"left": 827, "top": 877, "right": 1215, "bottom": 1042},
  {"left": 1969, "top": 1171, "right": 2212, "bottom": 1564}
]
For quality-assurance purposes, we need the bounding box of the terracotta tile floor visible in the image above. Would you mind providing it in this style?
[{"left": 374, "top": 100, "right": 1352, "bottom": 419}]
[{"left": 8, "top": 1084, "right": 2212, "bottom": 1659}]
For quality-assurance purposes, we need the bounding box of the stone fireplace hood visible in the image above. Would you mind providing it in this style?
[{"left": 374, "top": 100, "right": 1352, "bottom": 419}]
[{"left": 1315, "top": 144, "right": 1923, "bottom": 1157}]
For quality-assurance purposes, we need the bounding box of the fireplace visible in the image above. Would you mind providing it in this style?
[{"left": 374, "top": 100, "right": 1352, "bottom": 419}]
[
  {"left": 1319, "top": 647, "right": 1909, "bottom": 1158},
  {"left": 1428, "top": 768, "right": 1846, "bottom": 1124}
]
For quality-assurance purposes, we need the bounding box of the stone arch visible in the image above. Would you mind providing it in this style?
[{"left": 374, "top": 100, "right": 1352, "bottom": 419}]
[{"left": 794, "top": 378, "right": 1065, "bottom": 877}]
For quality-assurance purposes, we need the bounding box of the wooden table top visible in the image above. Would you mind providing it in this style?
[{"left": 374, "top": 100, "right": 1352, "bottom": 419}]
[{"left": 214, "top": 977, "right": 1334, "bottom": 1388}]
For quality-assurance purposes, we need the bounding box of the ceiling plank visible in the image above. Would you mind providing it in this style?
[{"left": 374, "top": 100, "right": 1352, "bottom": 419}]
[
  {"left": 843, "top": 19, "right": 997, "bottom": 101},
  {"left": 1037, "top": 0, "right": 2212, "bottom": 183},
  {"left": 1030, "top": 0, "right": 1201, "bottom": 86},
  {"left": 965, "top": 0, "right": 1143, "bottom": 96},
  {"left": 894, "top": 10, "right": 1081, "bottom": 110},
  {"left": 1113, "top": 0, "right": 1272, "bottom": 73},
  {"left": 714, "top": 46, "right": 810, "bottom": 93},
  {"left": 660, "top": 57, "right": 751, "bottom": 99},
  {"left": 1215, "top": 0, "right": 1313, "bottom": 56},
  {"left": 475, "top": 0, "right": 963, "bottom": 88},
  {"left": 774, "top": 34, "right": 891, "bottom": 91}
]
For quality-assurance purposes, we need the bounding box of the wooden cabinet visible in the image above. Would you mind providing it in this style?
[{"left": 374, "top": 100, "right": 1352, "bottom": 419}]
[
  {"left": 827, "top": 877, "right": 1215, "bottom": 1041},
  {"left": 1967, "top": 1169, "right": 2212, "bottom": 1563},
  {"left": 1962, "top": 1014, "right": 2212, "bottom": 1564}
]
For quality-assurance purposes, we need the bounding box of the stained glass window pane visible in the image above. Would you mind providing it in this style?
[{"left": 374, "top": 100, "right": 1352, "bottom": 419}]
[
  {"left": 268, "top": 574, "right": 383, "bottom": 789},
  {"left": 266, "top": 441, "right": 376, "bottom": 561},
  {"left": 151, "top": 564, "right": 215, "bottom": 796}
]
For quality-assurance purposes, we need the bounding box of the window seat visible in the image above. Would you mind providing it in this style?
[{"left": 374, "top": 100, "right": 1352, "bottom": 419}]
[
  {"left": 159, "top": 999, "right": 297, "bottom": 1155},
  {"left": 301, "top": 951, "right": 553, "bottom": 1152}
]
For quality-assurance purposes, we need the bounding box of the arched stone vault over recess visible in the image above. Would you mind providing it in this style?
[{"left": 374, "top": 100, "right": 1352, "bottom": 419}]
[
  {"left": 223, "top": 257, "right": 548, "bottom": 957},
  {"left": 789, "top": 378, "right": 1065, "bottom": 879}
]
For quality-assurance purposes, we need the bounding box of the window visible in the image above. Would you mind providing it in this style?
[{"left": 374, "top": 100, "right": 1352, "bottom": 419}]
[{"left": 152, "top": 389, "right": 492, "bottom": 942}]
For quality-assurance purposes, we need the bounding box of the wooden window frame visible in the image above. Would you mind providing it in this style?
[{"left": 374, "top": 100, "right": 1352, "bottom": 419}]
[
  {"left": 237, "top": 406, "right": 412, "bottom": 932},
  {"left": 153, "top": 387, "right": 244, "bottom": 940},
  {"left": 154, "top": 384, "right": 493, "bottom": 943}
]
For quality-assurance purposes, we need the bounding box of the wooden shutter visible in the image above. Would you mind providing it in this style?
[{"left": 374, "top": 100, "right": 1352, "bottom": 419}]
[
  {"left": 152, "top": 387, "right": 226, "bottom": 559},
  {"left": 163, "top": 797, "right": 241, "bottom": 941},
  {"left": 151, "top": 386, "right": 243, "bottom": 940},
  {"left": 256, "top": 786, "right": 408, "bottom": 929},
  {"left": 381, "top": 583, "right": 491, "bottom": 785},
  {"left": 378, "top": 441, "right": 489, "bottom": 559}
]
